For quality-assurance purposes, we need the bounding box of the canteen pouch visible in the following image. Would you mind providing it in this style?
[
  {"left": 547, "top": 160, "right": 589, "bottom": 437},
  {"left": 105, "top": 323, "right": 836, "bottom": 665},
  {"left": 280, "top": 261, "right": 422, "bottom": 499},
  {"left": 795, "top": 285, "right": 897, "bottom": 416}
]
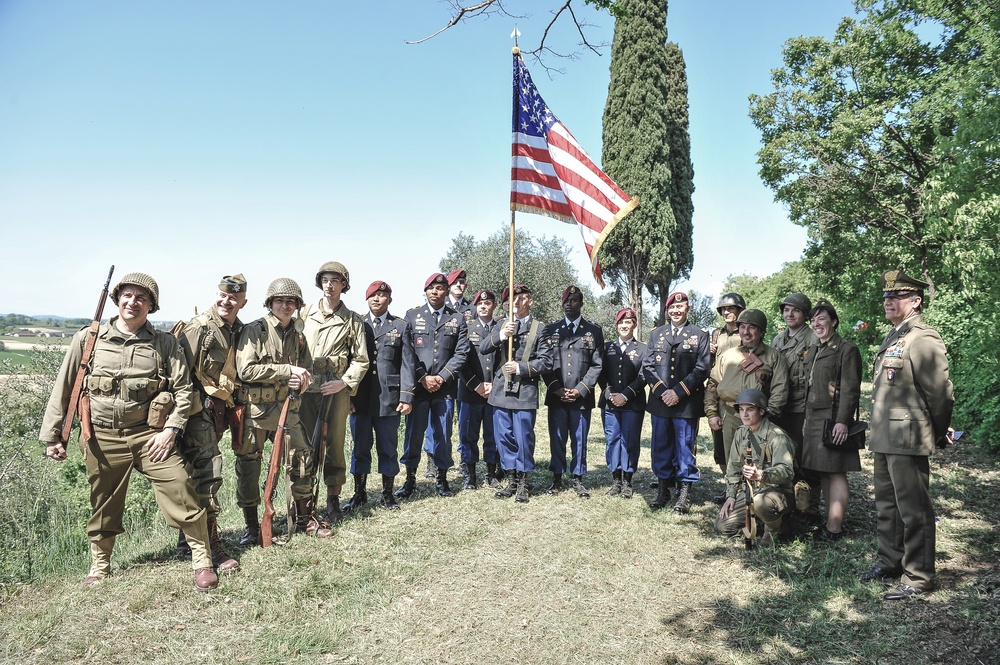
[{"left": 147, "top": 392, "right": 175, "bottom": 430}]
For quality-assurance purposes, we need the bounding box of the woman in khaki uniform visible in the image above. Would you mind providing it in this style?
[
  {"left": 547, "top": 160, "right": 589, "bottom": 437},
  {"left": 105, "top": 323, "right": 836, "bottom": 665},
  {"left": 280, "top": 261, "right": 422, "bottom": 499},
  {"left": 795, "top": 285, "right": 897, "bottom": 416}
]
[{"left": 802, "top": 300, "right": 862, "bottom": 540}]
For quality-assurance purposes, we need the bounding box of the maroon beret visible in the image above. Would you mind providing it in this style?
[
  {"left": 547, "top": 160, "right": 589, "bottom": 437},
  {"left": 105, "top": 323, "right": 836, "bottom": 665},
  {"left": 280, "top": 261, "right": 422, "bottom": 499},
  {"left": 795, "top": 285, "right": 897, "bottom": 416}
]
[
  {"left": 424, "top": 273, "right": 447, "bottom": 290},
  {"left": 366, "top": 281, "right": 391, "bottom": 299},
  {"left": 446, "top": 269, "right": 467, "bottom": 285},
  {"left": 616, "top": 308, "right": 637, "bottom": 324},
  {"left": 665, "top": 291, "right": 689, "bottom": 309},
  {"left": 472, "top": 289, "right": 496, "bottom": 305},
  {"left": 501, "top": 283, "right": 531, "bottom": 304},
  {"left": 561, "top": 285, "right": 581, "bottom": 303}
]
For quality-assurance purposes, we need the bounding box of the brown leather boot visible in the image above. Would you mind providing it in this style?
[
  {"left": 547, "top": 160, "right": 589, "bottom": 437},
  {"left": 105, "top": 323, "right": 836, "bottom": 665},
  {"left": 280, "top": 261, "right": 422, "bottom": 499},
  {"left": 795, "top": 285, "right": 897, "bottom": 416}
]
[
  {"left": 195, "top": 567, "right": 219, "bottom": 592},
  {"left": 295, "top": 499, "right": 334, "bottom": 538},
  {"left": 208, "top": 518, "right": 239, "bottom": 572}
]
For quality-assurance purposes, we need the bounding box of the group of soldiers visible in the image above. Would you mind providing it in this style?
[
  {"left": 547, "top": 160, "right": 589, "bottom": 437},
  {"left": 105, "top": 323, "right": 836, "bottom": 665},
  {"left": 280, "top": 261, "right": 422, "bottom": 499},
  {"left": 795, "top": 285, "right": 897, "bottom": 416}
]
[{"left": 40, "top": 263, "right": 953, "bottom": 601}]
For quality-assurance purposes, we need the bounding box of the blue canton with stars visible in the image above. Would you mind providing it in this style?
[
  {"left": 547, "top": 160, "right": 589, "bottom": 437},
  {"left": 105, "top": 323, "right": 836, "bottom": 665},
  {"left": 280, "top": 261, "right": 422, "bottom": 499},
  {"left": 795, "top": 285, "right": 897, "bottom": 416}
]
[{"left": 513, "top": 55, "right": 560, "bottom": 138}]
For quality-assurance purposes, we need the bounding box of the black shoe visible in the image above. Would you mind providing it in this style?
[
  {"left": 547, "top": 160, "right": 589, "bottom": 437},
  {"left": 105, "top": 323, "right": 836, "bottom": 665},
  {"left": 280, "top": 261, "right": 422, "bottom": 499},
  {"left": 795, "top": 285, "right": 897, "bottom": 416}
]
[
  {"left": 884, "top": 584, "right": 925, "bottom": 601},
  {"left": 435, "top": 470, "right": 453, "bottom": 497},
  {"left": 341, "top": 492, "right": 368, "bottom": 515},
  {"left": 859, "top": 565, "right": 903, "bottom": 582},
  {"left": 394, "top": 470, "right": 417, "bottom": 499},
  {"left": 545, "top": 474, "right": 564, "bottom": 495},
  {"left": 649, "top": 482, "right": 672, "bottom": 510},
  {"left": 572, "top": 476, "right": 590, "bottom": 499}
]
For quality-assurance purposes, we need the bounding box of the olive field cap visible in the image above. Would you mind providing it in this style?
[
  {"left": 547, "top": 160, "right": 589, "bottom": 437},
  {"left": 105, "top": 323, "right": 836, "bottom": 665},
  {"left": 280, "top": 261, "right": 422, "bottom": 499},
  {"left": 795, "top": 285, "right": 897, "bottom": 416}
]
[
  {"left": 715, "top": 292, "right": 746, "bottom": 314},
  {"left": 219, "top": 274, "right": 247, "bottom": 294},
  {"left": 736, "top": 308, "right": 768, "bottom": 331},
  {"left": 112, "top": 272, "right": 160, "bottom": 313},
  {"left": 315, "top": 261, "right": 351, "bottom": 292},
  {"left": 264, "top": 278, "right": 304, "bottom": 308},
  {"left": 366, "top": 281, "right": 391, "bottom": 299},
  {"left": 880, "top": 269, "right": 929, "bottom": 297}
]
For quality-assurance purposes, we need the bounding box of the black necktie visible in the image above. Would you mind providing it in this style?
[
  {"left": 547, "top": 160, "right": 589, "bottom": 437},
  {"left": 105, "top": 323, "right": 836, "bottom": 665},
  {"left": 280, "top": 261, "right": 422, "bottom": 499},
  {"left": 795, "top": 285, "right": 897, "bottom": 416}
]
[{"left": 434, "top": 311, "right": 441, "bottom": 325}]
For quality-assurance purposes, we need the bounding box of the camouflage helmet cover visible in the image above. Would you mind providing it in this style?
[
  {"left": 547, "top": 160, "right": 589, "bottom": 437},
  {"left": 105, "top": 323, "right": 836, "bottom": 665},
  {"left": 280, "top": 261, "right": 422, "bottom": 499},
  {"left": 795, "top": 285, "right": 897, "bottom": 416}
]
[
  {"left": 111, "top": 272, "right": 160, "bottom": 313},
  {"left": 715, "top": 292, "right": 747, "bottom": 315},
  {"left": 264, "top": 277, "right": 304, "bottom": 309},
  {"left": 315, "top": 261, "right": 350, "bottom": 293}
]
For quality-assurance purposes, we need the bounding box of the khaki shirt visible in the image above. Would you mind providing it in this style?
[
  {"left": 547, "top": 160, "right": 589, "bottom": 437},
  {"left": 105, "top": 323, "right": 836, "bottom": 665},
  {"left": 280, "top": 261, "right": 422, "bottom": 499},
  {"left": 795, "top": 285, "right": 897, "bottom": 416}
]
[
  {"left": 725, "top": 418, "right": 795, "bottom": 499},
  {"left": 176, "top": 305, "right": 243, "bottom": 413},
  {"left": 236, "top": 314, "right": 308, "bottom": 428},
  {"left": 705, "top": 342, "right": 789, "bottom": 420},
  {"left": 39, "top": 317, "right": 193, "bottom": 440},
  {"left": 870, "top": 315, "right": 954, "bottom": 455},
  {"left": 771, "top": 326, "right": 816, "bottom": 414},
  {"left": 299, "top": 300, "right": 369, "bottom": 395}
]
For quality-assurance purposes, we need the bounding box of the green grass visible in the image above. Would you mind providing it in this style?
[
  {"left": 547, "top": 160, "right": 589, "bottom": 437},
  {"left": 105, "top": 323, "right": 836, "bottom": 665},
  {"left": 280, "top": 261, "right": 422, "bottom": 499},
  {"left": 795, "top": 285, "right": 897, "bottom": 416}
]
[{"left": 1, "top": 414, "right": 999, "bottom": 664}]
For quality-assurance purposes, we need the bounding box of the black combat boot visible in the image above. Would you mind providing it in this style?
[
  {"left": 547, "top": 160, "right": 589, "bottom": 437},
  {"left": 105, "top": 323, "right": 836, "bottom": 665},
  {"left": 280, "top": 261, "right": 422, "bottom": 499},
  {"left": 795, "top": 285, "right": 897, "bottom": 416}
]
[
  {"left": 485, "top": 463, "right": 502, "bottom": 490},
  {"left": 326, "top": 490, "right": 344, "bottom": 523},
  {"left": 621, "top": 472, "right": 634, "bottom": 499},
  {"left": 381, "top": 475, "right": 400, "bottom": 511},
  {"left": 606, "top": 470, "right": 623, "bottom": 496},
  {"left": 464, "top": 463, "right": 478, "bottom": 490},
  {"left": 572, "top": 475, "right": 590, "bottom": 499},
  {"left": 394, "top": 468, "right": 417, "bottom": 499},
  {"left": 341, "top": 473, "right": 368, "bottom": 515},
  {"left": 238, "top": 507, "right": 260, "bottom": 546},
  {"left": 545, "top": 473, "right": 564, "bottom": 494},
  {"left": 494, "top": 469, "right": 517, "bottom": 499},
  {"left": 673, "top": 482, "right": 692, "bottom": 514},
  {"left": 176, "top": 529, "right": 191, "bottom": 557},
  {"left": 423, "top": 453, "right": 437, "bottom": 478},
  {"left": 649, "top": 481, "right": 672, "bottom": 510},
  {"left": 435, "top": 469, "right": 454, "bottom": 497},
  {"left": 515, "top": 471, "right": 530, "bottom": 503}
]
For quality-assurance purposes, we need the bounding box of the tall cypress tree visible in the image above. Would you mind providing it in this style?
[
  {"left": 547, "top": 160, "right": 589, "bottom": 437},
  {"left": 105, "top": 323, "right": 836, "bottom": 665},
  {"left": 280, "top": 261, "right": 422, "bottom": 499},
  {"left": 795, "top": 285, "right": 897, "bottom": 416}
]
[{"left": 600, "top": 0, "right": 694, "bottom": 329}]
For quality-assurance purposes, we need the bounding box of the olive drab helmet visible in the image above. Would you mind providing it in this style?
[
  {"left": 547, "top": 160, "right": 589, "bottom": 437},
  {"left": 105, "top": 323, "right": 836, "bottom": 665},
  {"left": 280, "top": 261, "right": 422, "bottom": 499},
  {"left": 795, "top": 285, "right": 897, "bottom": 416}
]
[
  {"left": 315, "top": 261, "right": 351, "bottom": 293},
  {"left": 736, "top": 308, "right": 768, "bottom": 331},
  {"left": 779, "top": 293, "right": 813, "bottom": 317},
  {"left": 264, "top": 278, "right": 304, "bottom": 309},
  {"left": 111, "top": 272, "right": 160, "bottom": 313},
  {"left": 715, "top": 292, "right": 747, "bottom": 315},
  {"left": 735, "top": 388, "right": 768, "bottom": 411}
]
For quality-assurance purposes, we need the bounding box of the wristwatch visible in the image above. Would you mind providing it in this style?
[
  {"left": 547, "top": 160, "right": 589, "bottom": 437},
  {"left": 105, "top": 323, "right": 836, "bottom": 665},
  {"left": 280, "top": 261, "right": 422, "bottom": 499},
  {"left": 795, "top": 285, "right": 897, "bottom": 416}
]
[{"left": 168, "top": 426, "right": 183, "bottom": 435}]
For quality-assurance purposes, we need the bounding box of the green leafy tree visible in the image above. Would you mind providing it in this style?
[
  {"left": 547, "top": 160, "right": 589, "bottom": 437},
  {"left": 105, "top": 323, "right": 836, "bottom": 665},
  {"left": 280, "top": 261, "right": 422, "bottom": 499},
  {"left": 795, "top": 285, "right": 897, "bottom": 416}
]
[{"left": 600, "top": 0, "right": 692, "bottom": 332}]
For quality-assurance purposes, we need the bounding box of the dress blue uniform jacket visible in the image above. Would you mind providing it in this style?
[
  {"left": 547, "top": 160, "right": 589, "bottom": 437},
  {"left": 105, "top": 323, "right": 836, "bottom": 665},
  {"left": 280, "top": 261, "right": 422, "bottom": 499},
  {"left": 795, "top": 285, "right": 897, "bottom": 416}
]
[
  {"left": 404, "top": 304, "right": 470, "bottom": 401},
  {"left": 542, "top": 319, "right": 604, "bottom": 410},
  {"left": 598, "top": 339, "right": 648, "bottom": 412},
  {"left": 351, "top": 314, "right": 415, "bottom": 418},
  {"left": 460, "top": 317, "right": 500, "bottom": 405},
  {"left": 481, "top": 317, "right": 553, "bottom": 410},
  {"left": 643, "top": 322, "right": 710, "bottom": 419}
]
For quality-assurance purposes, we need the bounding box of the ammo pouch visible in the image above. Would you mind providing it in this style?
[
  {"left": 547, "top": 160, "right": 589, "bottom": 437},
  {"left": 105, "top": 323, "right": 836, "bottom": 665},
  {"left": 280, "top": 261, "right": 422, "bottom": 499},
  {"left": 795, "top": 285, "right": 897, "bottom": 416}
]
[
  {"left": 147, "top": 392, "right": 175, "bottom": 430},
  {"left": 86, "top": 375, "right": 167, "bottom": 402},
  {"left": 238, "top": 384, "right": 289, "bottom": 404},
  {"left": 312, "top": 357, "right": 346, "bottom": 383}
]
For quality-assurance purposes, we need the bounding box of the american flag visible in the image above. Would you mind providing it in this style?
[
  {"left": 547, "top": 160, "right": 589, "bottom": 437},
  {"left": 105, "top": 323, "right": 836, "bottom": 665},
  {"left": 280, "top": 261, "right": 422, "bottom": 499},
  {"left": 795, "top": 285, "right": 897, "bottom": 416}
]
[{"left": 510, "top": 52, "right": 638, "bottom": 287}]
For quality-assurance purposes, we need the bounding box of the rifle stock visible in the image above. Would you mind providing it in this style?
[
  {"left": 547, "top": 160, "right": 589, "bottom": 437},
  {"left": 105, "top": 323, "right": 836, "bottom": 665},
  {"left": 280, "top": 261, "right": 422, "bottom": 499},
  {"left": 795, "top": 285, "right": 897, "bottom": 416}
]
[
  {"left": 310, "top": 371, "right": 334, "bottom": 509},
  {"left": 60, "top": 265, "right": 114, "bottom": 445},
  {"left": 743, "top": 443, "right": 756, "bottom": 550},
  {"left": 261, "top": 394, "right": 294, "bottom": 548}
]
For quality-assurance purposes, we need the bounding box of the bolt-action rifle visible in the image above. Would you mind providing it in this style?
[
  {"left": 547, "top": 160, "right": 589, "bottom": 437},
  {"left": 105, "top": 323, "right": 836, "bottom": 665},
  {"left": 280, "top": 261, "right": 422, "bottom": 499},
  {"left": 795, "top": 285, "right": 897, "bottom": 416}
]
[
  {"left": 310, "top": 370, "right": 334, "bottom": 512},
  {"left": 742, "top": 443, "right": 757, "bottom": 550},
  {"left": 60, "top": 265, "right": 114, "bottom": 445},
  {"left": 261, "top": 392, "right": 295, "bottom": 548}
]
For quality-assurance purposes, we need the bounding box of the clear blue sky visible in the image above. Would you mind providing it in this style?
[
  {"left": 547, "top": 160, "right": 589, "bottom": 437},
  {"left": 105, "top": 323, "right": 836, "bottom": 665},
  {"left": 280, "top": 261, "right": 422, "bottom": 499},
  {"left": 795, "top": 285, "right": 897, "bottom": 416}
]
[{"left": 0, "top": 1, "right": 855, "bottom": 322}]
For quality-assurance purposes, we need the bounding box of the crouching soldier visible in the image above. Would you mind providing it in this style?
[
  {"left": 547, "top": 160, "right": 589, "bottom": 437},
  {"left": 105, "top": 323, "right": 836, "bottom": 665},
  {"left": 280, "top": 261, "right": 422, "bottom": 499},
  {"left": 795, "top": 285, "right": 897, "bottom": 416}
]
[
  {"left": 716, "top": 389, "right": 795, "bottom": 546},
  {"left": 173, "top": 274, "right": 248, "bottom": 571}
]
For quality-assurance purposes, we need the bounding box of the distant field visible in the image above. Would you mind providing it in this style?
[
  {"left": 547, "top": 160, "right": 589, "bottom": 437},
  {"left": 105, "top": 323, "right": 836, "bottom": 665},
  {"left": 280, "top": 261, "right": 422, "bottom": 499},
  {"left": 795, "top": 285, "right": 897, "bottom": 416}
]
[
  {"left": 1, "top": 337, "right": 70, "bottom": 351},
  {"left": 0, "top": 350, "right": 33, "bottom": 367}
]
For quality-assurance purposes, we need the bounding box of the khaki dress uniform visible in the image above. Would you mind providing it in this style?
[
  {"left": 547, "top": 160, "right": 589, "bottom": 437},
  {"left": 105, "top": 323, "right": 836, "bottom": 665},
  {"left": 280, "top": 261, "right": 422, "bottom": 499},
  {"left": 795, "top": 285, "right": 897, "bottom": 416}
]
[
  {"left": 175, "top": 304, "right": 244, "bottom": 518},
  {"left": 705, "top": 342, "right": 790, "bottom": 466},
  {"left": 234, "top": 314, "right": 313, "bottom": 506},
  {"left": 710, "top": 325, "right": 742, "bottom": 468},
  {"left": 39, "top": 318, "right": 209, "bottom": 577},
  {"left": 298, "top": 299, "right": 369, "bottom": 492},
  {"left": 715, "top": 417, "right": 795, "bottom": 537},
  {"left": 801, "top": 333, "right": 862, "bottom": 473},
  {"left": 870, "top": 314, "right": 953, "bottom": 591}
]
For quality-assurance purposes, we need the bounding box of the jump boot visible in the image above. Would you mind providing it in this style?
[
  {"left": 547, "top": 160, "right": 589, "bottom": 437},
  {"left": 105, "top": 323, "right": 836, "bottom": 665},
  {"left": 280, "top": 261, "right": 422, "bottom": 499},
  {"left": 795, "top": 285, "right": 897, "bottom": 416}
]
[
  {"left": 673, "top": 482, "right": 693, "bottom": 514},
  {"left": 515, "top": 471, "right": 530, "bottom": 503},
  {"left": 381, "top": 474, "right": 401, "bottom": 511},
  {"left": 607, "top": 470, "right": 623, "bottom": 496},
  {"left": 572, "top": 475, "right": 590, "bottom": 499},
  {"left": 394, "top": 467, "right": 417, "bottom": 499},
  {"left": 494, "top": 469, "right": 517, "bottom": 499},
  {"left": 295, "top": 498, "right": 334, "bottom": 538},
  {"left": 546, "top": 473, "right": 564, "bottom": 494},
  {"left": 238, "top": 507, "right": 260, "bottom": 546},
  {"left": 463, "top": 463, "right": 478, "bottom": 490},
  {"left": 341, "top": 473, "right": 368, "bottom": 515},
  {"left": 649, "top": 481, "right": 672, "bottom": 510},
  {"left": 435, "top": 468, "right": 454, "bottom": 497},
  {"left": 485, "top": 463, "right": 503, "bottom": 490},
  {"left": 423, "top": 453, "right": 437, "bottom": 478},
  {"left": 621, "top": 472, "right": 634, "bottom": 499},
  {"left": 208, "top": 517, "right": 239, "bottom": 571}
]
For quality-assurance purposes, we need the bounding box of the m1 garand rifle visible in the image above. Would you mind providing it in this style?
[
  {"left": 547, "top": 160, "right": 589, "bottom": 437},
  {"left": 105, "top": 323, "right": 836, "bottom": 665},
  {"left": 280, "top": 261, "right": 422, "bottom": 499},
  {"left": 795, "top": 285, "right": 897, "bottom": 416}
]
[
  {"left": 261, "top": 392, "right": 295, "bottom": 548},
  {"left": 60, "top": 265, "right": 114, "bottom": 446},
  {"left": 310, "top": 370, "right": 334, "bottom": 515},
  {"left": 742, "top": 443, "right": 757, "bottom": 550}
]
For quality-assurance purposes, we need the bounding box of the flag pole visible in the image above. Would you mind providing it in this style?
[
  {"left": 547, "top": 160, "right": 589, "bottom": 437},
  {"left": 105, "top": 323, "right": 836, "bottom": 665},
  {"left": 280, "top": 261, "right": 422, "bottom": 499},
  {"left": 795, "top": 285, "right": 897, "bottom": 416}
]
[{"left": 508, "top": 35, "right": 521, "bottom": 363}]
